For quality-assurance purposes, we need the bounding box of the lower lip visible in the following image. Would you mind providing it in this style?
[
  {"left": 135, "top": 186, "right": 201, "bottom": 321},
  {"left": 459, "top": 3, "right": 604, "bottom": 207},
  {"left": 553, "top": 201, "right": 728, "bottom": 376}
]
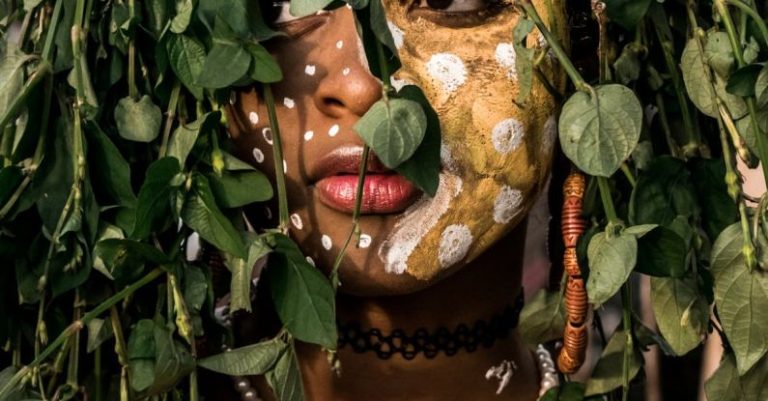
[{"left": 316, "top": 174, "right": 420, "bottom": 214}]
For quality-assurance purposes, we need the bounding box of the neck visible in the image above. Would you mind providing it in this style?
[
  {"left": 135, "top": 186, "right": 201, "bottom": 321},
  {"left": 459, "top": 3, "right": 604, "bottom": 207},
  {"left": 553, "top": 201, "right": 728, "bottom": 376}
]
[{"left": 296, "top": 222, "right": 541, "bottom": 401}]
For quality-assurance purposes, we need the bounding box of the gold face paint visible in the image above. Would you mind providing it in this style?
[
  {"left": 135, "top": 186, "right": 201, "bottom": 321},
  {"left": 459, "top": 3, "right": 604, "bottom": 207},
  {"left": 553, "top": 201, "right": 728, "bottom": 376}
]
[{"left": 378, "top": 0, "right": 566, "bottom": 280}]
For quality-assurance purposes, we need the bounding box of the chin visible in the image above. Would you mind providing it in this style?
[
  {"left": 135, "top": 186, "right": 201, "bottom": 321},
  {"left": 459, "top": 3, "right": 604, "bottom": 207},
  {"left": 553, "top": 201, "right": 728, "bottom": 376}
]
[{"left": 334, "top": 256, "right": 463, "bottom": 296}]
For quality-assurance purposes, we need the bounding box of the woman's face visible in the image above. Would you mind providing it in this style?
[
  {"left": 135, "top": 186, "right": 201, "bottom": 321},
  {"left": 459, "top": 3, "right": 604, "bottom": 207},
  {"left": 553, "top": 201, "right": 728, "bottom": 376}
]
[{"left": 227, "top": 0, "right": 562, "bottom": 295}]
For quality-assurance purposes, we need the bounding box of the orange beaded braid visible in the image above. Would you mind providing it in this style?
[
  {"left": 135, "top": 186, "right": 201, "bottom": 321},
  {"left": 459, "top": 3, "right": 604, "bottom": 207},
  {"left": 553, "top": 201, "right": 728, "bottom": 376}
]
[{"left": 557, "top": 172, "right": 589, "bottom": 374}]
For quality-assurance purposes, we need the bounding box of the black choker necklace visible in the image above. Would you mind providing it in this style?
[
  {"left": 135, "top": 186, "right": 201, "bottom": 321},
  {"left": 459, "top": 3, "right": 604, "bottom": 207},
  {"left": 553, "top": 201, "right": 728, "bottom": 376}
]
[{"left": 337, "top": 293, "right": 525, "bottom": 360}]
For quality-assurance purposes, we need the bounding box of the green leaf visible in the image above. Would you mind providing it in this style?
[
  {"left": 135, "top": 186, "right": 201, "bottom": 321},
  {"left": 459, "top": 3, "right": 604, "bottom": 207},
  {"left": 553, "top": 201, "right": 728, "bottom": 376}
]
[
  {"left": 613, "top": 43, "right": 642, "bottom": 85},
  {"left": 269, "top": 234, "right": 337, "bottom": 349},
  {"left": 85, "top": 122, "right": 136, "bottom": 208},
  {"left": 604, "top": 0, "right": 652, "bottom": 29},
  {"left": 636, "top": 226, "right": 688, "bottom": 278},
  {"left": 208, "top": 170, "right": 273, "bottom": 208},
  {"left": 705, "top": 353, "right": 768, "bottom": 401},
  {"left": 756, "top": 65, "right": 768, "bottom": 108},
  {"left": 183, "top": 263, "right": 208, "bottom": 313},
  {"left": 131, "top": 157, "right": 181, "bottom": 240},
  {"left": 198, "top": 339, "right": 285, "bottom": 375},
  {"left": 518, "top": 289, "right": 566, "bottom": 347},
  {"left": 181, "top": 174, "right": 247, "bottom": 258},
  {"left": 144, "top": 0, "right": 170, "bottom": 37},
  {"left": 558, "top": 84, "right": 643, "bottom": 177},
  {"left": 290, "top": 0, "right": 334, "bottom": 17},
  {"left": 147, "top": 323, "right": 195, "bottom": 394},
  {"left": 265, "top": 344, "right": 305, "bottom": 401},
  {"left": 246, "top": 42, "right": 283, "bottom": 83},
  {"left": 224, "top": 234, "right": 271, "bottom": 313},
  {"left": 354, "top": 97, "right": 427, "bottom": 169},
  {"left": 168, "top": 111, "right": 220, "bottom": 166},
  {"left": 86, "top": 318, "right": 114, "bottom": 353},
  {"left": 540, "top": 382, "right": 586, "bottom": 401},
  {"left": 128, "top": 320, "right": 157, "bottom": 392},
  {"left": 711, "top": 223, "right": 768, "bottom": 374},
  {"left": 705, "top": 32, "right": 735, "bottom": 79},
  {"left": 391, "top": 85, "right": 440, "bottom": 196},
  {"left": 690, "top": 158, "right": 739, "bottom": 240},
  {"left": 651, "top": 276, "right": 709, "bottom": 355},
  {"left": 114, "top": 95, "right": 163, "bottom": 143},
  {"left": 585, "top": 330, "right": 642, "bottom": 395},
  {"left": 369, "top": 0, "right": 396, "bottom": 55},
  {"left": 727, "top": 64, "right": 762, "bottom": 97},
  {"left": 0, "top": 51, "right": 33, "bottom": 122},
  {"left": 586, "top": 231, "right": 638, "bottom": 307},
  {"left": 621, "top": 224, "right": 658, "bottom": 237},
  {"left": 196, "top": 39, "right": 251, "bottom": 89},
  {"left": 94, "top": 239, "right": 169, "bottom": 285},
  {"left": 513, "top": 16, "right": 535, "bottom": 105},
  {"left": 166, "top": 34, "right": 206, "bottom": 99},
  {"left": 682, "top": 38, "right": 719, "bottom": 117},
  {"left": 629, "top": 156, "right": 698, "bottom": 227},
  {"left": 170, "top": 0, "right": 195, "bottom": 33}
]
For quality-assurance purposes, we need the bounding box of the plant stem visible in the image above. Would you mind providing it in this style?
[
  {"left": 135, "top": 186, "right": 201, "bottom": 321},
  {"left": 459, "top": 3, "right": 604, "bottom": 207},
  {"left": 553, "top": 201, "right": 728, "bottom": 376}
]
[
  {"left": 518, "top": 0, "right": 589, "bottom": 93},
  {"left": 620, "top": 284, "right": 634, "bottom": 401},
  {"left": 652, "top": 21, "right": 701, "bottom": 156},
  {"left": 127, "top": 0, "right": 138, "bottom": 100},
  {"left": 41, "top": 0, "right": 63, "bottom": 62},
  {"left": 620, "top": 163, "right": 636, "bottom": 188},
  {"left": 715, "top": 0, "right": 768, "bottom": 187},
  {"left": 717, "top": 116, "right": 758, "bottom": 269},
  {"left": 0, "top": 268, "right": 164, "bottom": 400},
  {"left": 597, "top": 177, "right": 620, "bottom": 225},
  {"left": 330, "top": 146, "right": 370, "bottom": 289},
  {"left": 159, "top": 80, "right": 181, "bottom": 158},
  {"left": 725, "top": 0, "right": 768, "bottom": 45},
  {"left": 263, "top": 84, "right": 289, "bottom": 231},
  {"left": 0, "top": 60, "right": 52, "bottom": 133}
]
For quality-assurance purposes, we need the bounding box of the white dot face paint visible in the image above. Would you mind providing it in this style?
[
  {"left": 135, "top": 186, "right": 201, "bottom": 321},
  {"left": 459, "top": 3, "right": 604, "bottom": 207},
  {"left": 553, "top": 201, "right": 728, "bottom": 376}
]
[
  {"left": 494, "top": 42, "right": 517, "bottom": 79},
  {"left": 328, "top": 124, "right": 340, "bottom": 137},
  {"left": 342, "top": 67, "right": 351, "bottom": 76},
  {"left": 358, "top": 234, "right": 372, "bottom": 249},
  {"left": 283, "top": 159, "right": 288, "bottom": 173},
  {"left": 386, "top": 20, "right": 404, "bottom": 50},
  {"left": 438, "top": 224, "right": 473, "bottom": 269},
  {"left": 229, "top": 92, "right": 237, "bottom": 106},
  {"left": 262, "top": 128, "right": 273, "bottom": 145},
  {"left": 491, "top": 118, "right": 525, "bottom": 154},
  {"left": 336, "top": 40, "right": 344, "bottom": 49},
  {"left": 248, "top": 111, "right": 259, "bottom": 126},
  {"left": 380, "top": 174, "right": 462, "bottom": 274},
  {"left": 290, "top": 213, "right": 303, "bottom": 230},
  {"left": 252, "top": 147, "right": 265, "bottom": 163},
  {"left": 306, "top": 256, "right": 316, "bottom": 266},
  {"left": 426, "top": 53, "right": 467, "bottom": 94},
  {"left": 305, "top": 64, "right": 316, "bottom": 76},
  {"left": 283, "top": 97, "right": 295, "bottom": 109},
  {"left": 304, "top": 130, "right": 314, "bottom": 141},
  {"left": 493, "top": 185, "right": 523, "bottom": 224},
  {"left": 321, "top": 235, "right": 333, "bottom": 250}
]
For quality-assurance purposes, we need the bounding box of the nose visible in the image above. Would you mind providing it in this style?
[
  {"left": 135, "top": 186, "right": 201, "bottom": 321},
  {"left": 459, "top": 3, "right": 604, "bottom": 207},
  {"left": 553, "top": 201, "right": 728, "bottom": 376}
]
[{"left": 313, "top": 42, "right": 382, "bottom": 118}]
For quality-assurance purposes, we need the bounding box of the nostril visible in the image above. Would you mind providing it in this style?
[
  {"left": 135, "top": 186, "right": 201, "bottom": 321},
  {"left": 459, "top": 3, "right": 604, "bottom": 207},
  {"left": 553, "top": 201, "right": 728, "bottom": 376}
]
[{"left": 323, "top": 98, "right": 345, "bottom": 109}]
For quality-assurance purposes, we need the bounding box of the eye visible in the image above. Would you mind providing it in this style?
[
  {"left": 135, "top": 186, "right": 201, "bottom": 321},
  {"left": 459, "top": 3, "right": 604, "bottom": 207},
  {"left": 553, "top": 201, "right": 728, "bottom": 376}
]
[
  {"left": 409, "top": 0, "right": 508, "bottom": 28},
  {"left": 261, "top": 1, "right": 331, "bottom": 37}
]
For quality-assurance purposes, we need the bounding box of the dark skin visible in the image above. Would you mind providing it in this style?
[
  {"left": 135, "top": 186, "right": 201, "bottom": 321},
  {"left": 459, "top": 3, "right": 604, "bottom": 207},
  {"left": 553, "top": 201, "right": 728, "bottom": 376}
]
[{"left": 221, "top": 3, "right": 560, "bottom": 400}]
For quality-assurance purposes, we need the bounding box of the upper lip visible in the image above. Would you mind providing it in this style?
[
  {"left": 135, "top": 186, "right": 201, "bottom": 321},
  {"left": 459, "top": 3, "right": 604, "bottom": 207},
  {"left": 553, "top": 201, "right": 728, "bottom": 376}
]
[{"left": 310, "top": 146, "right": 392, "bottom": 183}]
